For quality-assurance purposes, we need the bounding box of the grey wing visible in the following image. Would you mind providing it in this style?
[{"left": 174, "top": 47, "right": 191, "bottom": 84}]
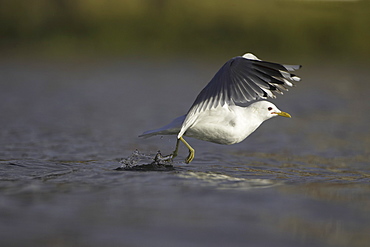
[
  {"left": 189, "top": 55, "right": 301, "bottom": 113},
  {"left": 177, "top": 54, "right": 301, "bottom": 138}
]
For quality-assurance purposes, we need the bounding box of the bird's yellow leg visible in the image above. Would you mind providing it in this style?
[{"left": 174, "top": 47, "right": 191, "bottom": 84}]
[
  {"left": 171, "top": 138, "right": 180, "bottom": 159},
  {"left": 179, "top": 136, "right": 195, "bottom": 164}
]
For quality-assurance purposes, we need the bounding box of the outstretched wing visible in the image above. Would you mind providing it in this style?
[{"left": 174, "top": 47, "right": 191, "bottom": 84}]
[{"left": 178, "top": 53, "right": 301, "bottom": 138}]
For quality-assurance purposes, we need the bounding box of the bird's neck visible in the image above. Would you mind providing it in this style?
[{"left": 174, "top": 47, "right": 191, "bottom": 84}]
[{"left": 230, "top": 106, "right": 265, "bottom": 140}]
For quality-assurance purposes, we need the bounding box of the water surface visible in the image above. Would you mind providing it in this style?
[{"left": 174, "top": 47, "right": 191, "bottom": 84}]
[{"left": 0, "top": 58, "right": 369, "bottom": 247}]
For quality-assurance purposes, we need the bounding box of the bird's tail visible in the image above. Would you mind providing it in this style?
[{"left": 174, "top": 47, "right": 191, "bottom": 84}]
[{"left": 139, "top": 114, "right": 186, "bottom": 138}]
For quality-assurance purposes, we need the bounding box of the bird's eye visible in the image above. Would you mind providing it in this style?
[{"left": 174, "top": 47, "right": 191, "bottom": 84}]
[{"left": 268, "top": 107, "right": 273, "bottom": 111}]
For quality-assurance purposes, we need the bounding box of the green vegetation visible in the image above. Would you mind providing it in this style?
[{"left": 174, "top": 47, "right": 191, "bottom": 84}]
[{"left": 1, "top": 0, "right": 369, "bottom": 62}]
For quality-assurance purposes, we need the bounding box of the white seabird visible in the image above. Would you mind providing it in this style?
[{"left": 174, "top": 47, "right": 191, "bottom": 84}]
[{"left": 140, "top": 53, "right": 302, "bottom": 163}]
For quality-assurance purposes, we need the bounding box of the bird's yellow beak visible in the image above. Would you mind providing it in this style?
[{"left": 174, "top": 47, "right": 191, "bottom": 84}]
[{"left": 275, "top": 111, "right": 291, "bottom": 118}]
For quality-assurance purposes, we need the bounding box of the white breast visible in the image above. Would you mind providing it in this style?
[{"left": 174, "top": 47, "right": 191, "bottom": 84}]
[{"left": 184, "top": 105, "right": 263, "bottom": 145}]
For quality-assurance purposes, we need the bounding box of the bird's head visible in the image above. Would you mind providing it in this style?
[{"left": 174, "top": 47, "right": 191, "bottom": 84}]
[{"left": 250, "top": 101, "right": 291, "bottom": 121}]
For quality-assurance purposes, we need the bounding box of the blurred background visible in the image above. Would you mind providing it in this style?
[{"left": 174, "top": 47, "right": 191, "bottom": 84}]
[
  {"left": 1, "top": 0, "right": 369, "bottom": 63},
  {"left": 1, "top": 1, "right": 370, "bottom": 247},
  {"left": 1, "top": 0, "right": 369, "bottom": 158}
]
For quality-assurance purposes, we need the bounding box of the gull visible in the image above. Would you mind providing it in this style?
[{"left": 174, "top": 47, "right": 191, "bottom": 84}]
[{"left": 140, "top": 53, "right": 301, "bottom": 163}]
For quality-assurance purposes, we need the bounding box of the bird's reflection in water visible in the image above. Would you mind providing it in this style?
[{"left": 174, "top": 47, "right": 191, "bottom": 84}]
[{"left": 178, "top": 171, "right": 281, "bottom": 191}]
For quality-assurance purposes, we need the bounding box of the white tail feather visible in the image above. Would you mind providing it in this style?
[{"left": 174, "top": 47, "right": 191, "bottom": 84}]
[{"left": 139, "top": 115, "right": 186, "bottom": 138}]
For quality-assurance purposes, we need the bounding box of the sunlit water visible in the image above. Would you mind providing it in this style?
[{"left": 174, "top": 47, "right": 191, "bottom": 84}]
[{"left": 0, "top": 58, "right": 369, "bottom": 247}]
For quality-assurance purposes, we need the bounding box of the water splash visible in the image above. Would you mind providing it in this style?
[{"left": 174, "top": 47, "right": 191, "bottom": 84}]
[{"left": 116, "top": 150, "right": 175, "bottom": 171}]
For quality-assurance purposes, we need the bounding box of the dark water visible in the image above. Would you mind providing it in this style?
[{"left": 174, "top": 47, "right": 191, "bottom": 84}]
[{"left": 0, "top": 58, "right": 369, "bottom": 247}]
